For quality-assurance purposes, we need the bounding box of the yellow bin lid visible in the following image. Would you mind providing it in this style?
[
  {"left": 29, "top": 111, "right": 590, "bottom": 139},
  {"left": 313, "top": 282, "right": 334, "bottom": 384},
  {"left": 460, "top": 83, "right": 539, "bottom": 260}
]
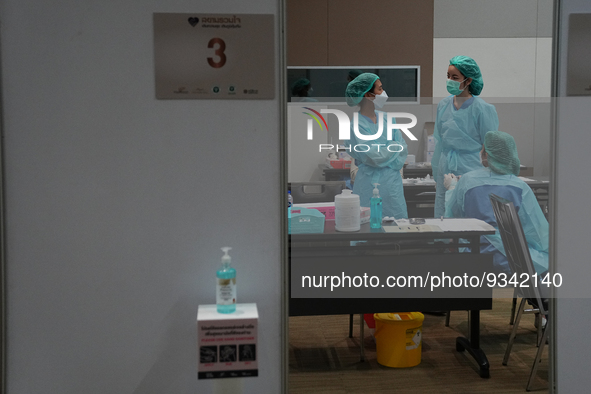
[{"left": 374, "top": 312, "right": 424, "bottom": 324}]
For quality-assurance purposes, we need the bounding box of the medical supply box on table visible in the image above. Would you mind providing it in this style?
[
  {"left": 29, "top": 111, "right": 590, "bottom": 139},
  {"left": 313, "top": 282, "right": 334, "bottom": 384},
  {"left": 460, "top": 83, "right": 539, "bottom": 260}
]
[
  {"left": 292, "top": 202, "right": 370, "bottom": 223},
  {"left": 326, "top": 158, "right": 352, "bottom": 169},
  {"left": 374, "top": 312, "right": 424, "bottom": 368},
  {"left": 288, "top": 207, "right": 325, "bottom": 234}
]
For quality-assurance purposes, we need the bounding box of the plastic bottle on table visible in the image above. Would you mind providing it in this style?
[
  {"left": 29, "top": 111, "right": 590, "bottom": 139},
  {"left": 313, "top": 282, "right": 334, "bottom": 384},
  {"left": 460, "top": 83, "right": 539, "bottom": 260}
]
[
  {"left": 335, "top": 189, "right": 360, "bottom": 232},
  {"left": 370, "top": 183, "right": 383, "bottom": 229},
  {"left": 217, "top": 247, "right": 236, "bottom": 314}
]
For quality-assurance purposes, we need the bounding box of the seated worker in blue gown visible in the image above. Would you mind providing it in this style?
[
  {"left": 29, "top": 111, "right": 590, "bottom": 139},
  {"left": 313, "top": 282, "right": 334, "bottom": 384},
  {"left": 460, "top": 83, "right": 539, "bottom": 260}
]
[{"left": 444, "top": 130, "right": 549, "bottom": 276}]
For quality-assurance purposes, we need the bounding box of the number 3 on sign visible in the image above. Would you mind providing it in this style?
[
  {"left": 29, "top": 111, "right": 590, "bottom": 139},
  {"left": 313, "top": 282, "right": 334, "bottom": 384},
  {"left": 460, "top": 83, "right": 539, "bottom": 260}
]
[{"left": 207, "top": 38, "right": 226, "bottom": 68}]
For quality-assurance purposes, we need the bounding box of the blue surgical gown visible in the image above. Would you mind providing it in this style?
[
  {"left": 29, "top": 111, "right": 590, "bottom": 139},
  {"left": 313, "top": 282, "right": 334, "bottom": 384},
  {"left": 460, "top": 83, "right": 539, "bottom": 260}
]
[
  {"left": 345, "top": 111, "right": 408, "bottom": 219},
  {"left": 432, "top": 96, "right": 499, "bottom": 217},
  {"left": 444, "top": 168, "right": 549, "bottom": 276}
]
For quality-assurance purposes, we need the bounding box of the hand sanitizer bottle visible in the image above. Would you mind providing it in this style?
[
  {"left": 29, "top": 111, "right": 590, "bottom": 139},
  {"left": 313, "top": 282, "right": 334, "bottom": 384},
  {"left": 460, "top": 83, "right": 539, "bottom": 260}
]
[
  {"left": 217, "top": 247, "right": 236, "bottom": 313},
  {"left": 370, "top": 183, "right": 383, "bottom": 229}
]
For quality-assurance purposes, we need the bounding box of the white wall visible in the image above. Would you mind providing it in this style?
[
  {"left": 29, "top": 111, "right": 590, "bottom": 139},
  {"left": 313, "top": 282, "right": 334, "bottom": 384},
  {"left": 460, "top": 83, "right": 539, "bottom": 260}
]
[
  {"left": 433, "top": 0, "right": 554, "bottom": 177},
  {"left": 432, "top": 38, "right": 552, "bottom": 99},
  {"left": 0, "top": 1, "right": 283, "bottom": 393},
  {"left": 555, "top": 0, "right": 591, "bottom": 392},
  {"left": 288, "top": 104, "right": 329, "bottom": 182},
  {"left": 434, "top": 0, "right": 554, "bottom": 38},
  {"left": 433, "top": 0, "right": 553, "bottom": 98}
]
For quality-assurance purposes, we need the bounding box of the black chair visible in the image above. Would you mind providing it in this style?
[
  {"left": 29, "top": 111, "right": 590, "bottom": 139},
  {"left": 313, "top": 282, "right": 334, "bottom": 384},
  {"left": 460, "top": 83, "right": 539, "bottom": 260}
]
[
  {"left": 445, "top": 185, "right": 525, "bottom": 328},
  {"left": 489, "top": 194, "right": 549, "bottom": 392}
]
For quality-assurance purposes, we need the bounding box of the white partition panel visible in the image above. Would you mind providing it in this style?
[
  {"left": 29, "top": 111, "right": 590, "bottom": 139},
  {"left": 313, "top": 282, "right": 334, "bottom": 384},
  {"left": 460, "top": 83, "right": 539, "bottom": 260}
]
[
  {"left": 555, "top": 0, "right": 591, "bottom": 392},
  {"left": 0, "top": 0, "right": 283, "bottom": 393},
  {"left": 433, "top": 38, "right": 541, "bottom": 98}
]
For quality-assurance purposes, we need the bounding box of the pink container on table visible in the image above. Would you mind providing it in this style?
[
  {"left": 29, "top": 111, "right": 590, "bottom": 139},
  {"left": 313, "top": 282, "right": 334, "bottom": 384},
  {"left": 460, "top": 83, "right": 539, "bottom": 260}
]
[{"left": 292, "top": 202, "right": 370, "bottom": 223}]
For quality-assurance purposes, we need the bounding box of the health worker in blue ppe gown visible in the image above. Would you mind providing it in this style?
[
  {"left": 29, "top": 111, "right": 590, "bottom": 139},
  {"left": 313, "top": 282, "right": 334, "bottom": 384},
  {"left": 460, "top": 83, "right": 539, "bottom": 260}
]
[
  {"left": 432, "top": 55, "right": 499, "bottom": 217},
  {"left": 344, "top": 73, "right": 408, "bottom": 219},
  {"left": 444, "top": 131, "right": 549, "bottom": 276}
]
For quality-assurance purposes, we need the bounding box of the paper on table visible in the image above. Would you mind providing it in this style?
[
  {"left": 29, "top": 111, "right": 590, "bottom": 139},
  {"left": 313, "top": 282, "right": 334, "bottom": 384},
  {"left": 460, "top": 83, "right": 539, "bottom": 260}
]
[
  {"left": 414, "top": 180, "right": 436, "bottom": 185},
  {"left": 518, "top": 176, "right": 536, "bottom": 182},
  {"left": 395, "top": 218, "right": 495, "bottom": 232},
  {"left": 383, "top": 225, "right": 444, "bottom": 233}
]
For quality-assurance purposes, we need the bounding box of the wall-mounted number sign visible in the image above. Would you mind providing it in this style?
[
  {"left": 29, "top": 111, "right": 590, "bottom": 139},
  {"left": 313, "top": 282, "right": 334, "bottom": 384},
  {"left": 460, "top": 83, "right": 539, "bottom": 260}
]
[{"left": 153, "top": 13, "right": 275, "bottom": 99}]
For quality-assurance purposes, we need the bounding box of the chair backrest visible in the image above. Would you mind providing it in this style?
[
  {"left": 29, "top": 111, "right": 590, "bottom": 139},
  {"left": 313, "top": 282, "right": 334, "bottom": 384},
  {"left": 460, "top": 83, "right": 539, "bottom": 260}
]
[
  {"left": 464, "top": 184, "right": 523, "bottom": 227},
  {"left": 289, "top": 181, "right": 347, "bottom": 204},
  {"left": 489, "top": 194, "right": 548, "bottom": 315}
]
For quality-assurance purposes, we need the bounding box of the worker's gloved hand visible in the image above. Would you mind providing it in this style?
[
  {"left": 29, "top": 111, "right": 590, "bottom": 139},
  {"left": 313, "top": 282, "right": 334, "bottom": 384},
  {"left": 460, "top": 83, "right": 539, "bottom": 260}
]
[{"left": 443, "top": 173, "right": 458, "bottom": 190}]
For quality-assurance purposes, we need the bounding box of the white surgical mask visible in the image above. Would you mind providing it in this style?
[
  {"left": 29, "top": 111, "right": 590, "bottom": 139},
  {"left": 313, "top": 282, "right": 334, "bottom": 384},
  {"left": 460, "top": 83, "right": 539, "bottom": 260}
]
[
  {"left": 372, "top": 91, "right": 388, "bottom": 109},
  {"left": 446, "top": 78, "right": 468, "bottom": 96}
]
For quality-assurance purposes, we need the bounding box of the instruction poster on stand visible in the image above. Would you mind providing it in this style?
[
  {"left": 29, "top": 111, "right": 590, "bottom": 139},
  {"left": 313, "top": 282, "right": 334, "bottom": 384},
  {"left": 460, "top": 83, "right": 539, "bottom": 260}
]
[
  {"left": 154, "top": 13, "right": 275, "bottom": 99},
  {"left": 197, "top": 303, "right": 258, "bottom": 379}
]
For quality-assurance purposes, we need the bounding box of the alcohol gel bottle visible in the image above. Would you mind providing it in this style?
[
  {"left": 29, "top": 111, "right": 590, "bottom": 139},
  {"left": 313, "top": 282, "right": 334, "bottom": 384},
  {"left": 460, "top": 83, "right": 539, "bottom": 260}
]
[
  {"left": 217, "top": 247, "right": 236, "bottom": 313},
  {"left": 370, "top": 183, "right": 383, "bottom": 229}
]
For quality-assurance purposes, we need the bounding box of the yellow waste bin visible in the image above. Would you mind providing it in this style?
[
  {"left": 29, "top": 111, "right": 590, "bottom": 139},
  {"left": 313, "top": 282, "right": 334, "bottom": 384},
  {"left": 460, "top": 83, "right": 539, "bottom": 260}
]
[{"left": 374, "top": 312, "right": 424, "bottom": 368}]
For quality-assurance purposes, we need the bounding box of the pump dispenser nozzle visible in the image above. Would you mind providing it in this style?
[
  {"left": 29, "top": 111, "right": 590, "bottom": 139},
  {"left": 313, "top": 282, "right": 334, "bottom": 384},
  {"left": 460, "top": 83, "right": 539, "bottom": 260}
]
[
  {"left": 221, "top": 247, "right": 232, "bottom": 265},
  {"left": 372, "top": 183, "right": 380, "bottom": 197}
]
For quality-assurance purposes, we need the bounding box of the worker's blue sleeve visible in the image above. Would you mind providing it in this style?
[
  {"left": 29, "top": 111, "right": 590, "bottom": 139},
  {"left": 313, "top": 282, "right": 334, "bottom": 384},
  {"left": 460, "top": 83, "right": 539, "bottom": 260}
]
[{"left": 477, "top": 103, "right": 500, "bottom": 143}]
